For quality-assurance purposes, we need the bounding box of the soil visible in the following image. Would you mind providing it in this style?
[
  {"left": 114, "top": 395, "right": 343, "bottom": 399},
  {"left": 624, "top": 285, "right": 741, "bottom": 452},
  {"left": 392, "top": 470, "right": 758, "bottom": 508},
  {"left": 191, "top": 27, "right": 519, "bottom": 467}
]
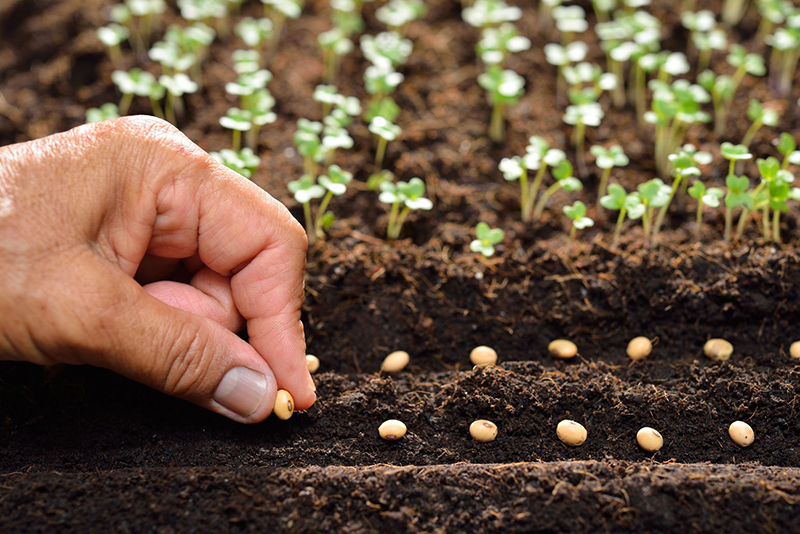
[{"left": 2, "top": 0, "right": 800, "bottom": 532}]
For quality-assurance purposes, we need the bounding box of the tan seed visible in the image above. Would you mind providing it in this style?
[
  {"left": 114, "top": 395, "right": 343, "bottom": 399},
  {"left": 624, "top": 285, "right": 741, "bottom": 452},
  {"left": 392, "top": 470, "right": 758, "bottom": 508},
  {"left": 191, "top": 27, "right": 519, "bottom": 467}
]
[
  {"left": 636, "top": 427, "right": 663, "bottom": 452},
  {"left": 549, "top": 339, "right": 578, "bottom": 359},
  {"left": 274, "top": 389, "right": 294, "bottom": 420},
  {"left": 790, "top": 341, "right": 800, "bottom": 359},
  {"left": 469, "top": 419, "right": 498, "bottom": 442},
  {"left": 557, "top": 419, "right": 587, "bottom": 446},
  {"left": 704, "top": 338, "right": 733, "bottom": 361},
  {"left": 381, "top": 351, "right": 410, "bottom": 373},
  {"left": 305, "top": 354, "right": 320, "bottom": 374},
  {"left": 728, "top": 421, "right": 754, "bottom": 447},
  {"left": 378, "top": 419, "right": 407, "bottom": 441},
  {"left": 627, "top": 337, "right": 653, "bottom": 361},
  {"left": 470, "top": 346, "right": 498, "bottom": 367}
]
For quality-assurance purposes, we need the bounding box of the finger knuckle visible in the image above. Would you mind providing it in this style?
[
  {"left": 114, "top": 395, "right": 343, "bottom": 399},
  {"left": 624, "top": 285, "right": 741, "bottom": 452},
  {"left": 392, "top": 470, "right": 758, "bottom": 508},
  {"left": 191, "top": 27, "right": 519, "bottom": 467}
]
[{"left": 158, "top": 318, "right": 214, "bottom": 399}]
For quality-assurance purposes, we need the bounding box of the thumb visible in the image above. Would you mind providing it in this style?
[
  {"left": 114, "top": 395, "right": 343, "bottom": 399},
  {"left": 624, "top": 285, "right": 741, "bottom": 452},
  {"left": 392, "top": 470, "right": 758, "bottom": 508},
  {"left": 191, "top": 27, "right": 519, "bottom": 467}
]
[{"left": 69, "top": 258, "right": 279, "bottom": 423}]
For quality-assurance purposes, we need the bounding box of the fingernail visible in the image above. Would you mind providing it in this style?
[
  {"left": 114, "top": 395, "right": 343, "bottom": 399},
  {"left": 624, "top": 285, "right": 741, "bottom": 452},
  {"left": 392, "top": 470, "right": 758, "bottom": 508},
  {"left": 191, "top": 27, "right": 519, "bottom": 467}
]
[{"left": 214, "top": 367, "right": 268, "bottom": 417}]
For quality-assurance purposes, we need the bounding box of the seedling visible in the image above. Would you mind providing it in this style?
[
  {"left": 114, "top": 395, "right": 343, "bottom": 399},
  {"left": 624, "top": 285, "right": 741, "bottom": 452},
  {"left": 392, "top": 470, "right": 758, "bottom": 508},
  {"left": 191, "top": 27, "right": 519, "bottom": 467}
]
[
  {"left": 149, "top": 40, "right": 196, "bottom": 76},
  {"left": 776, "top": 133, "right": 800, "bottom": 169},
  {"left": 462, "top": 0, "right": 522, "bottom": 29},
  {"left": 331, "top": 0, "right": 366, "bottom": 36},
  {"left": 158, "top": 73, "right": 198, "bottom": 124},
  {"left": 723, "top": 174, "right": 753, "bottom": 243},
  {"left": 97, "top": 24, "right": 129, "bottom": 66},
  {"left": 378, "top": 177, "right": 433, "bottom": 240},
  {"left": 590, "top": 144, "right": 628, "bottom": 208},
  {"left": 681, "top": 10, "right": 727, "bottom": 72},
  {"left": 294, "top": 118, "right": 325, "bottom": 178},
  {"left": 210, "top": 148, "right": 260, "bottom": 178},
  {"left": 313, "top": 165, "right": 353, "bottom": 240},
  {"left": 220, "top": 108, "right": 253, "bottom": 151},
  {"left": 470, "top": 222, "right": 504, "bottom": 257},
  {"left": 737, "top": 156, "right": 797, "bottom": 243},
  {"left": 476, "top": 23, "right": 531, "bottom": 67},
  {"left": 600, "top": 184, "right": 645, "bottom": 245},
  {"left": 591, "top": 0, "right": 616, "bottom": 23},
  {"left": 364, "top": 64, "right": 403, "bottom": 122},
  {"left": 563, "top": 201, "right": 594, "bottom": 239},
  {"left": 721, "top": 142, "right": 753, "bottom": 176},
  {"left": 85, "top": 103, "right": 120, "bottom": 123},
  {"left": 232, "top": 50, "right": 262, "bottom": 74},
  {"left": 766, "top": 19, "right": 800, "bottom": 96},
  {"left": 376, "top": 0, "right": 428, "bottom": 35},
  {"left": 552, "top": 5, "right": 588, "bottom": 44},
  {"left": 313, "top": 84, "right": 342, "bottom": 117},
  {"left": 235, "top": 17, "right": 273, "bottom": 58},
  {"left": 688, "top": 181, "right": 723, "bottom": 238},
  {"left": 360, "top": 31, "right": 413, "bottom": 70},
  {"left": 261, "top": 0, "right": 304, "bottom": 56},
  {"left": 697, "top": 70, "right": 734, "bottom": 139},
  {"left": 498, "top": 137, "right": 566, "bottom": 222},
  {"left": 318, "top": 28, "right": 353, "bottom": 82},
  {"left": 532, "top": 160, "right": 583, "bottom": 219},
  {"left": 715, "top": 44, "right": 767, "bottom": 136},
  {"left": 369, "top": 116, "right": 402, "bottom": 168},
  {"left": 478, "top": 66, "right": 525, "bottom": 143},
  {"left": 543, "top": 41, "right": 588, "bottom": 99},
  {"left": 287, "top": 174, "right": 325, "bottom": 243},
  {"left": 111, "top": 68, "right": 164, "bottom": 117},
  {"left": 226, "top": 69, "right": 272, "bottom": 110},
  {"left": 742, "top": 99, "right": 779, "bottom": 148},
  {"left": 563, "top": 102, "right": 603, "bottom": 169},
  {"left": 636, "top": 178, "right": 671, "bottom": 240},
  {"left": 125, "top": 0, "right": 167, "bottom": 53},
  {"left": 245, "top": 89, "right": 278, "bottom": 149}
]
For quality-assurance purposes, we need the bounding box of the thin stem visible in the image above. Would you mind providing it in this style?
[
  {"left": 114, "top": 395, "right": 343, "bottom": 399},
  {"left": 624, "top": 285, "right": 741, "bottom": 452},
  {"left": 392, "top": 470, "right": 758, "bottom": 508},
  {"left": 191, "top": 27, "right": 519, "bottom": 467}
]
[
  {"left": 149, "top": 97, "right": 164, "bottom": 119},
  {"left": 573, "top": 121, "right": 586, "bottom": 172},
  {"left": 233, "top": 129, "right": 241, "bottom": 152},
  {"left": 762, "top": 206, "right": 770, "bottom": 241},
  {"left": 386, "top": 201, "right": 400, "bottom": 239},
  {"left": 652, "top": 174, "right": 683, "bottom": 242},
  {"left": 314, "top": 191, "right": 334, "bottom": 239},
  {"left": 489, "top": 102, "right": 505, "bottom": 143},
  {"left": 303, "top": 202, "right": 316, "bottom": 245},
  {"left": 724, "top": 206, "right": 733, "bottom": 243},
  {"left": 119, "top": 93, "right": 134, "bottom": 115},
  {"left": 165, "top": 94, "right": 176, "bottom": 124},
  {"left": 519, "top": 168, "right": 530, "bottom": 222},
  {"left": 393, "top": 206, "right": 412, "bottom": 239},
  {"left": 612, "top": 208, "right": 627, "bottom": 246},
  {"left": 569, "top": 225, "right": 577, "bottom": 239},
  {"left": 525, "top": 165, "right": 547, "bottom": 218},
  {"left": 533, "top": 182, "right": 562, "bottom": 220},
  {"left": 741, "top": 119, "right": 762, "bottom": 148},
  {"left": 695, "top": 200, "right": 703, "bottom": 239},
  {"left": 375, "top": 137, "right": 388, "bottom": 168},
  {"left": 773, "top": 210, "right": 781, "bottom": 244},
  {"left": 597, "top": 167, "right": 611, "bottom": 211},
  {"left": 735, "top": 208, "right": 750, "bottom": 240},
  {"left": 247, "top": 127, "right": 260, "bottom": 151}
]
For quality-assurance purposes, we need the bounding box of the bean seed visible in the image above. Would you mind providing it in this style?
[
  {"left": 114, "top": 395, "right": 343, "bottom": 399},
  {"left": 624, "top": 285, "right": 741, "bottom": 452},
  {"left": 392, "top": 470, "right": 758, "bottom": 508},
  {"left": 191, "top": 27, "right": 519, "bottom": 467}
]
[
  {"left": 381, "top": 351, "right": 410, "bottom": 373},
  {"left": 549, "top": 339, "right": 578, "bottom": 359},
  {"left": 470, "top": 346, "right": 498, "bottom": 367},
  {"left": 728, "top": 421, "right": 754, "bottom": 447},
  {"left": 274, "top": 389, "right": 294, "bottom": 420},
  {"left": 704, "top": 338, "right": 733, "bottom": 361},
  {"left": 306, "top": 354, "right": 320, "bottom": 374},
  {"left": 469, "top": 419, "right": 498, "bottom": 442},
  {"left": 557, "top": 419, "right": 587, "bottom": 446},
  {"left": 379, "top": 419, "right": 407, "bottom": 441},
  {"left": 636, "top": 427, "right": 663, "bottom": 452},
  {"left": 790, "top": 341, "right": 800, "bottom": 359},
  {"left": 627, "top": 337, "right": 653, "bottom": 361}
]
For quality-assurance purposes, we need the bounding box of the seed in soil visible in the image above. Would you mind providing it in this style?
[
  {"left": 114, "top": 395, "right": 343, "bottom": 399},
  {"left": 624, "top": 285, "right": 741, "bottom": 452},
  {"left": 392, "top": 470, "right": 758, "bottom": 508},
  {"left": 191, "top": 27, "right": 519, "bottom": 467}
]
[
  {"left": 470, "top": 346, "right": 498, "bottom": 367},
  {"left": 380, "top": 351, "right": 410, "bottom": 373},
  {"left": 557, "top": 420, "right": 587, "bottom": 446},
  {"left": 704, "top": 339, "right": 733, "bottom": 361},
  {"left": 469, "top": 420, "right": 498, "bottom": 443},
  {"left": 790, "top": 342, "right": 800, "bottom": 359},
  {"left": 305, "top": 354, "right": 320, "bottom": 373},
  {"left": 627, "top": 337, "right": 653, "bottom": 361},
  {"left": 274, "top": 390, "right": 294, "bottom": 421},
  {"left": 636, "top": 427, "right": 664, "bottom": 452},
  {"left": 549, "top": 339, "right": 578, "bottom": 359},
  {"left": 729, "top": 421, "right": 754, "bottom": 447},
  {"left": 378, "top": 419, "right": 407, "bottom": 441}
]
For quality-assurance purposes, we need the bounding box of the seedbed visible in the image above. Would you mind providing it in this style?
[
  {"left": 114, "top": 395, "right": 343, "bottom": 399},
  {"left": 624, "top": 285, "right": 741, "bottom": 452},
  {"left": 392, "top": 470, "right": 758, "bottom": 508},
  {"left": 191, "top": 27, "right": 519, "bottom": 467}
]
[{"left": 2, "top": 0, "right": 800, "bottom": 532}]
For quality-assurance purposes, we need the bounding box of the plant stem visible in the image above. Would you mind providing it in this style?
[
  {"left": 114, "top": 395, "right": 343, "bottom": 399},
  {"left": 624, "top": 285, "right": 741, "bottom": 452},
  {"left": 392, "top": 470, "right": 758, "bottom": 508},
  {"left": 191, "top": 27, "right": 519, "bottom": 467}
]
[
  {"left": 569, "top": 226, "right": 577, "bottom": 239},
  {"left": 735, "top": 208, "right": 750, "bottom": 240},
  {"left": 697, "top": 48, "right": 711, "bottom": 73},
  {"left": 652, "top": 174, "right": 683, "bottom": 243},
  {"left": 149, "top": 98, "right": 164, "bottom": 120},
  {"left": 525, "top": 165, "right": 547, "bottom": 219},
  {"left": 303, "top": 202, "right": 316, "bottom": 245},
  {"left": 393, "top": 206, "right": 411, "bottom": 239},
  {"left": 375, "top": 137, "right": 388, "bottom": 167},
  {"left": 386, "top": 201, "right": 400, "bottom": 239},
  {"left": 573, "top": 121, "right": 586, "bottom": 171},
  {"left": 519, "top": 168, "right": 530, "bottom": 222},
  {"left": 489, "top": 102, "right": 505, "bottom": 143},
  {"left": 741, "top": 118, "right": 762, "bottom": 148},
  {"left": 773, "top": 210, "right": 781, "bottom": 243},
  {"left": 314, "top": 191, "right": 334, "bottom": 240},
  {"left": 233, "top": 129, "right": 241, "bottom": 152},
  {"left": 533, "top": 182, "right": 561, "bottom": 220},
  {"left": 165, "top": 94, "right": 176, "bottom": 124},
  {"left": 612, "top": 208, "right": 627, "bottom": 246},
  {"left": 724, "top": 206, "right": 733, "bottom": 243},
  {"left": 119, "top": 93, "right": 134, "bottom": 115},
  {"left": 762, "top": 206, "right": 770, "bottom": 241},
  {"left": 695, "top": 201, "right": 703, "bottom": 239},
  {"left": 597, "top": 167, "right": 611, "bottom": 211},
  {"left": 247, "top": 127, "right": 260, "bottom": 150}
]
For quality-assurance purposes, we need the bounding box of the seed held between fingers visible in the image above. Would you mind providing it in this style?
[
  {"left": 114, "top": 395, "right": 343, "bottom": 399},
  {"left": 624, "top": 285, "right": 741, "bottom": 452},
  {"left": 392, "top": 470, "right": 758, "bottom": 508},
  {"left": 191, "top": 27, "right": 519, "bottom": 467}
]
[
  {"left": 729, "top": 421, "right": 754, "bottom": 447},
  {"left": 306, "top": 354, "right": 320, "bottom": 374},
  {"left": 469, "top": 420, "right": 498, "bottom": 442},
  {"left": 627, "top": 337, "right": 653, "bottom": 361},
  {"left": 381, "top": 351, "right": 410, "bottom": 373},
  {"left": 379, "top": 419, "right": 407, "bottom": 441},
  {"left": 470, "top": 346, "right": 498, "bottom": 367},
  {"left": 637, "top": 427, "right": 663, "bottom": 452},
  {"left": 549, "top": 339, "right": 578, "bottom": 359},
  {"left": 274, "top": 389, "right": 294, "bottom": 420},
  {"left": 557, "top": 419, "right": 587, "bottom": 446},
  {"left": 790, "top": 341, "right": 800, "bottom": 359},
  {"left": 704, "top": 338, "right": 733, "bottom": 361}
]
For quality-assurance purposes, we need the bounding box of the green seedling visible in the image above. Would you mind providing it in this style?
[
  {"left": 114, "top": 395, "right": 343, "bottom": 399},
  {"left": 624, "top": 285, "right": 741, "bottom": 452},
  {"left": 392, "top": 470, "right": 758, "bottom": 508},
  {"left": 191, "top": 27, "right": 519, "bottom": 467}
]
[
  {"left": 477, "top": 23, "right": 531, "bottom": 66},
  {"left": 159, "top": 73, "right": 198, "bottom": 124},
  {"left": 294, "top": 118, "right": 326, "bottom": 178},
  {"left": 318, "top": 28, "right": 353, "bottom": 82},
  {"left": 721, "top": 142, "right": 753, "bottom": 176},
  {"left": 236, "top": 17, "right": 273, "bottom": 58},
  {"left": 552, "top": 5, "right": 588, "bottom": 44},
  {"left": 756, "top": 0, "right": 791, "bottom": 41},
  {"left": 178, "top": 0, "right": 229, "bottom": 39},
  {"left": 379, "top": 177, "right": 433, "bottom": 240},
  {"left": 287, "top": 174, "right": 325, "bottom": 243},
  {"left": 563, "top": 101, "right": 603, "bottom": 169},
  {"left": 713, "top": 44, "right": 766, "bottom": 136},
  {"left": 97, "top": 24, "right": 130, "bottom": 66},
  {"left": 499, "top": 136, "right": 566, "bottom": 222},
  {"left": 261, "top": 0, "right": 304, "bottom": 56},
  {"left": 724, "top": 174, "right": 753, "bottom": 242},
  {"left": 462, "top": 0, "right": 522, "bottom": 29},
  {"left": 563, "top": 201, "right": 594, "bottom": 239},
  {"left": 245, "top": 89, "right": 278, "bottom": 149},
  {"left": 85, "top": 103, "right": 120, "bottom": 123},
  {"left": 331, "top": 0, "right": 366, "bottom": 36},
  {"left": 470, "top": 222, "right": 504, "bottom": 257},
  {"left": 360, "top": 31, "right": 413, "bottom": 70},
  {"left": 369, "top": 116, "right": 402, "bottom": 168},
  {"left": 533, "top": 160, "right": 583, "bottom": 219},
  {"left": 149, "top": 40, "right": 196, "bottom": 75},
  {"left": 636, "top": 178, "right": 671, "bottom": 241},
  {"left": 681, "top": 10, "right": 726, "bottom": 72},
  {"left": 697, "top": 70, "right": 734, "bottom": 139},
  {"left": 313, "top": 84, "right": 342, "bottom": 117},
  {"left": 367, "top": 169, "right": 395, "bottom": 191},
  {"left": 232, "top": 49, "right": 262, "bottom": 75},
  {"left": 591, "top": 0, "right": 616, "bottom": 23},
  {"left": 220, "top": 108, "right": 253, "bottom": 151},
  {"left": 590, "top": 144, "right": 629, "bottom": 209},
  {"left": 120, "top": 0, "right": 167, "bottom": 54},
  {"left": 544, "top": 41, "right": 588, "bottom": 99},
  {"left": 766, "top": 19, "right": 800, "bottom": 96},
  {"left": 742, "top": 99, "right": 779, "bottom": 147},
  {"left": 364, "top": 64, "right": 403, "bottom": 122},
  {"left": 309, "top": 165, "right": 353, "bottom": 240},
  {"left": 600, "top": 184, "right": 645, "bottom": 246},
  {"left": 688, "top": 180, "right": 724, "bottom": 238},
  {"left": 735, "top": 156, "right": 795, "bottom": 242},
  {"left": 226, "top": 69, "right": 272, "bottom": 111},
  {"left": 111, "top": 68, "right": 164, "bottom": 117},
  {"left": 322, "top": 96, "right": 359, "bottom": 164},
  {"left": 478, "top": 66, "right": 525, "bottom": 142},
  {"left": 211, "top": 148, "right": 260, "bottom": 178},
  {"left": 376, "top": 0, "right": 428, "bottom": 35},
  {"left": 776, "top": 133, "right": 800, "bottom": 169}
]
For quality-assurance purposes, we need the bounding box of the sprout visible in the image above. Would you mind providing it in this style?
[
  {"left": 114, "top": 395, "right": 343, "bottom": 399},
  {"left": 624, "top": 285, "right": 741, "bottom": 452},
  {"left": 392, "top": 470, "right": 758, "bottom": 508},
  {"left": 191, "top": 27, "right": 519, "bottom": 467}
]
[
  {"left": 97, "top": 24, "right": 129, "bottom": 65},
  {"left": 682, "top": 10, "right": 726, "bottom": 72},
  {"left": 532, "top": 160, "right": 583, "bottom": 219},
  {"left": 562, "top": 201, "right": 594, "bottom": 239},
  {"left": 148, "top": 40, "right": 197, "bottom": 75},
  {"left": 85, "top": 103, "right": 120, "bottom": 123},
  {"left": 721, "top": 142, "right": 753, "bottom": 175},
  {"left": 220, "top": 108, "right": 253, "bottom": 151},
  {"left": 235, "top": 17, "right": 273, "bottom": 54},
  {"left": 470, "top": 222, "right": 504, "bottom": 257},
  {"left": 378, "top": 177, "right": 433, "bottom": 239},
  {"left": 591, "top": 0, "right": 616, "bottom": 23},
  {"left": 563, "top": 102, "right": 603, "bottom": 168},
  {"left": 369, "top": 116, "right": 402, "bottom": 168},
  {"left": 261, "top": 0, "right": 304, "bottom": 56},
  {"left": 478, "top": 66, "right": 525, "bottom": 142},
  {"left": 590, "top": 145, "right": 628, "bottom": 209},
  {"left": 288, "top": 174, "right": 325, "bottom": 241},
  {"left": 211, "top": 148, "right": 260, "bottom": 178},
  {"left": 723, "top": 174, "right": 753, "bottom": 243},
  {"left": 245, "top": 89, "right": 277, "bottom": 148},
  {"left": 332, "top": 0, "right": 366, "bottom": 36},
  {"left": 776, "top": 133, "right": 800, "bottom": 170},
  {"left": 636, "top": 178, "right": 671, "bottom": 240},
  {"left": 318, "top": 28, "right": 353, "bottom": 82},
  {"left": 742, "top": 99, "right": 780, "bottom": 148},
  {"left": 688, "top": 180, "right": 724, "bottom": 238},
  {"left": 364, "top": 64, "right": 403, "bottom": 121},
  {"left": 722, "top": 0, "right": 748, "bottom": 26},
  {"left": 727, "top": 43, "right": 767, "bottom": 96},
  {"left": 122, "top": 0, "right": 167, "bottom": 53},
  {"left": 360, "top": 32, "right": 413, "bottom": 70},
  {"left": 697, "top": 70, "right": 735, "bottom": 138},
  {"left": 305, "top": 164, "right": 353, "bottom": 240},
  {"left": 232, "top": 49, "right": 262, "bottom": 74},
  {"left": 600, "top": 184, "right": 645, "bottom": 245},
  {"left": 313, "top": 84, "right": 341, "bottom": 116},
  {"left": 499, "top": 138, "right": 566, "bottom": 222},
  {"left": 733, "top": 156, "right": 796, "bottom": 242},
  {"left": 159, "top": 73, "right": 198, "bottom": 124},
  {"left": 376, "top": 0, "right": 428, "bottom": 35},
  {"left": 544, "top": 41, "right": 588, "bottom": 98},
  {"left": 111, "top": 68, "right": 164, "bottom": 117},
  {"left": 462, "top": 0, "right": 522, "bottom": 28},
  {"left": 552, "top": 5, "right": 588, "bottom": 43},
  {"left": 477, "top": 23, "right": 531, "bottom": 66},
  {"left": 294, "top": 118, "right": 325, "bottom": 178},
  {"left": 177, "top": 0, "right": 228, "bottom": 38},
  {"left": 766, "top": 18, "right": 800, "bottom": 96}
]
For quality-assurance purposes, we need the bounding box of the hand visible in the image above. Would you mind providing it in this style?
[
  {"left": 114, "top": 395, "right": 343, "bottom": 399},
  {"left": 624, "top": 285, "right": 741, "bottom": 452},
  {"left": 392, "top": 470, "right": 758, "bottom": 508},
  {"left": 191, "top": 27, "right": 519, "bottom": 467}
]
[{"left": 0, "top": 116, "right": 315, "bottom": 423}]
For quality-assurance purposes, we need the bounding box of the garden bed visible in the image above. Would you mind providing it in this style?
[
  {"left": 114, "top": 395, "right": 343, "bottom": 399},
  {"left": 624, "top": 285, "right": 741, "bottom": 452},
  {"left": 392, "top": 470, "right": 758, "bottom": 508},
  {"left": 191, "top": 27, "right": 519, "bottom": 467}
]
[{"left": 1, "top": 0, "right": 800, "bottom": 531}]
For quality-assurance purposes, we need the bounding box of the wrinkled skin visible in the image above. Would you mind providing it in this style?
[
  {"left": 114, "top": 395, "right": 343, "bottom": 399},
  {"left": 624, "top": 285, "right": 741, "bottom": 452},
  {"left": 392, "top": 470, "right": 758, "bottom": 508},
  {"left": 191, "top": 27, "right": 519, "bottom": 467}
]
[{"left": 0, "top": 116, "right": 316, "bottom": 422}]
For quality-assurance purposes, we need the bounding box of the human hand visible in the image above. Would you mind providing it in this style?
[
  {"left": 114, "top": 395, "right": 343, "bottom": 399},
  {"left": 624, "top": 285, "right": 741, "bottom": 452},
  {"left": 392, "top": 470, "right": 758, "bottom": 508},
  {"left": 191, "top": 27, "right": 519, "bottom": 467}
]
[{"left": 0, "top": 116, "right": 315, "bottom": 423}]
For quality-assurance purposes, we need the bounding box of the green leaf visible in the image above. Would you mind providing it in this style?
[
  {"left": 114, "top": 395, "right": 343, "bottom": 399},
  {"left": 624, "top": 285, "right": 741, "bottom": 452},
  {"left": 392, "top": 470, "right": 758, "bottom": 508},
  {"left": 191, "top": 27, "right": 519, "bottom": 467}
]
[
  {"left": 688, "top": 180, "right": 706, "bottom": 200},
  {"left": 777, "top": 133, "right": 797, "bottom": 156},
  {"left": 320, "top": 211, "right": 335, "bottom": 230},
  {"left": 600, "top": 183, "right": 627, "bottom": 210},
  {"left": 562, "top": 201, "right": 587, "bottom": 221},
  {"left": 721, "top": 142, "right": 753, "bottom": 161}
]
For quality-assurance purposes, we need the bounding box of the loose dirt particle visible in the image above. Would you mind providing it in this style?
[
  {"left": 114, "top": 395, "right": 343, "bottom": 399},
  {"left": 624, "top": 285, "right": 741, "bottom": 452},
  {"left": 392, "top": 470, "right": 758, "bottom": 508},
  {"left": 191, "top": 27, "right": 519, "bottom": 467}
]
[
  {"left": 627, "top": 337, "right": 653, "bottom": 361},
  {"left": 306, "top": 355, "right": 320, "bottom": 373},
  {"left": 274, "top": 390, "right": 294, "bottom": 421},
  {"left": 469, "top": 420, "right": 498, "bottom": 442},
  {"left": 381, "top": 351, "right": 410, "bottom": 373},
  {"left": 557, "top": 420, "right": 587, "bottom": 446},
  {"left": 637, "top": 427, "right": 663, "bottom": 452},
  {"left": 470, "top": 346, "right": 498, "bottom": 367},
  {"left": 378, "top": 419, "right": 407, "bottom": 441},
  {"left": 549, "top": 340, "right": 578, "bottom": 359},
  {"left": 729, "top": 421, "right": 754, "bottom": 447},
  {"left": 704, "top": 339, "right": 733, "bottom": 361},
  {"left": 790, "top": 342, "right": 800, "bottom": 359}
]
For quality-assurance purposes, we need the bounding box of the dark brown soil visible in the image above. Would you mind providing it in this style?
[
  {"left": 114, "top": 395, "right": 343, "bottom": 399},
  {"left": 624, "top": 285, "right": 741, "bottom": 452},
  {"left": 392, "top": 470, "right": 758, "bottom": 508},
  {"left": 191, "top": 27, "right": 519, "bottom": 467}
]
[{"left": 2, "top": 0, "right": 800, "bottom": 532}]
